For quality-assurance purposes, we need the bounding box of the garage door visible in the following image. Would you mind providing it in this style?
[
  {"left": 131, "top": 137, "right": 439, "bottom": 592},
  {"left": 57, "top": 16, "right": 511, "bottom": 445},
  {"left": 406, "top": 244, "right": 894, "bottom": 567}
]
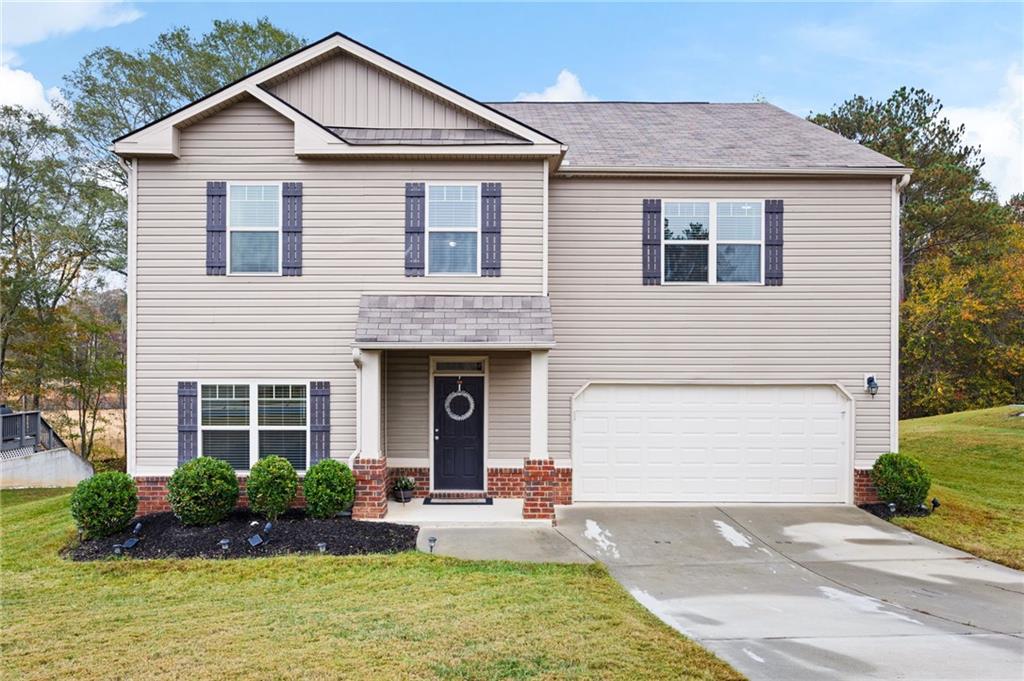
[{"left": 572, "top": 384, "right": 850, "bottom": 503}]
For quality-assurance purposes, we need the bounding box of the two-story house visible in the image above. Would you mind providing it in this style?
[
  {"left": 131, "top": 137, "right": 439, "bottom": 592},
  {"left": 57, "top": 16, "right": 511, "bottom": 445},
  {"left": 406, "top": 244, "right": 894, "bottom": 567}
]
[{"left": 113, "top": 33, "right": 910, "bottom": 520}]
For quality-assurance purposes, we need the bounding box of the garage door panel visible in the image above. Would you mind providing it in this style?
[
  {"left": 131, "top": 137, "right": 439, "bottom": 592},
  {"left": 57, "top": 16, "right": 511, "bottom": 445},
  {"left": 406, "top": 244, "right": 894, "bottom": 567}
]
[{"left": 573, "top": 384, "right": 849, "bottom": 503}]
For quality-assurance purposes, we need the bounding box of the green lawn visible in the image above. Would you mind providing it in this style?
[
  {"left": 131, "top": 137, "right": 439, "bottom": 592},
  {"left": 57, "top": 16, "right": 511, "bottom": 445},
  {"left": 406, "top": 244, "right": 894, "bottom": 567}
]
[
  {"left": 896, "top": 406, "right": 1024, "bottom": 569},
  {"left": 0, "top": 489, "right": 741, "bottom": 681}
]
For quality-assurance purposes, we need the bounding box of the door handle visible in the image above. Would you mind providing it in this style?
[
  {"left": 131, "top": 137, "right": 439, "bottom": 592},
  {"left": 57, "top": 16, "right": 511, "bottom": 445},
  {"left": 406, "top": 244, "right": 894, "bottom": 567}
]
[{"left": 434, "top": 435, "right": 439, "bottom": 441}]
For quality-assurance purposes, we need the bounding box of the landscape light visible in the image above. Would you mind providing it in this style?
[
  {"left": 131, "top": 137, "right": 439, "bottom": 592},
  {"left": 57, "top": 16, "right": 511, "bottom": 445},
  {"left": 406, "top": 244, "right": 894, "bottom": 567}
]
[
  {"left": 132, "top": 522, "right": 143, "bottom": 535},
  {"left": 248, "top": 534, "right": 264, "bottom": 548},
  {"left": 219, "top": 539, "right": 230, "bottom": 553},
  {"left": 317, "top": 542, "right": 327, "bottom": 554},
  {"left": 122, "top": 537, "right": 139, "bottom": 550},
  {"left": 427, "top": 536, "right": 438, "bottom": 554},
  {"left": 887, "top": 502, "right": 896, "bottom": 515},
  {"left": 112, "top": 544, "right": 123, "bottom": 556},
  {"left": 931, "top": 498, "right": 940, "bottom": 510},
  {"left": 264, "top": 522, "right": 273, "bottom": 534}
]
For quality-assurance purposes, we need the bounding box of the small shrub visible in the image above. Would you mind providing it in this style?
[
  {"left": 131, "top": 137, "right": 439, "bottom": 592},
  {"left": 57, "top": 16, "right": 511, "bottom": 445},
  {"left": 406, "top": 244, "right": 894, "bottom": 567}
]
[
  {"left": 166, "top": 457, "right": 239, "bottom": 526},
  {"left": 871, "top": 452, "right": 931, "bottom": 513},
  {"left": 247, "top": 456, "right": 298, "bottom": 520},
  {"left": 303, "top": 459, "right": 356, "bottom": 519},
  {"left": 393, "top": 476, "right": 416, "bottom": 492},
  {"left": 70, "top": 472, "right": 138, "bottom": 539}
]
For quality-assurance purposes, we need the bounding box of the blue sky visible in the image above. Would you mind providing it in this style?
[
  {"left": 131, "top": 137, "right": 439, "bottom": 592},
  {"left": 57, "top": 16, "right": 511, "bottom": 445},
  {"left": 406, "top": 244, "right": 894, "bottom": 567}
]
[{"left": 2, "top": 1, "right": 1022, "bottom": 197}]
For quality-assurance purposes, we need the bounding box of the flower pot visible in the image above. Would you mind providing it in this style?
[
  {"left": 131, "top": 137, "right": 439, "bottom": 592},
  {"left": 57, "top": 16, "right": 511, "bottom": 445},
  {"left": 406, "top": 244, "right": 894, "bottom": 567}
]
[{"left": 394, "top": 489, "right": 414, "bottom": 503}]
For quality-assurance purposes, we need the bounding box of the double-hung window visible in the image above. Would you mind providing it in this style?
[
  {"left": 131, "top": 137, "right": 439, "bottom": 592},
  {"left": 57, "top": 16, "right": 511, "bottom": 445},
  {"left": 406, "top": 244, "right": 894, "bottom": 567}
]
[
  {"left": 228, "top": 184, "right": 281, "bottom": 274},
  {"left": 426, "top": 184, "right": 479, "bottom": 275},
  {"left": 663, "top": 200, "right": 763, "bottom": 284},
  {"left": 200, "top": 382, "right": 308, "bottom": 471}
]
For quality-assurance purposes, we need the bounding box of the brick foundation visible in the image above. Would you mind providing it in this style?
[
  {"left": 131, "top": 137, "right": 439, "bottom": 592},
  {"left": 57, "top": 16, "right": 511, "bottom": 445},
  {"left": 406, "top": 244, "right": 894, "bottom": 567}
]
[
  {"left": 854, "top": 468, "right": 879, "bottom": 504},
  {"left": 352, "top": 456, "right": 388, "bottom": 519},
  {"left": 385, "top": 466, "right": 529, "bottom": 499},
  {"left": 522, "top": 458, "right": 572, "bottom": 521},
  {"left": 134, "top": 476, "right": 306, "bottom": 515},
  {"left": 388, "top": 467, "right": 430, "bottom": 498}
]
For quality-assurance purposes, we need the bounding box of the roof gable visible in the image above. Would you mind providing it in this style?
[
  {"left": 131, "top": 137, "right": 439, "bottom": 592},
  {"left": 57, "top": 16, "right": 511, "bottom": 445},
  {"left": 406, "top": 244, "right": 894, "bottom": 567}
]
[{"left": 113, "top": 32, "right": 563, "bottom": 159}]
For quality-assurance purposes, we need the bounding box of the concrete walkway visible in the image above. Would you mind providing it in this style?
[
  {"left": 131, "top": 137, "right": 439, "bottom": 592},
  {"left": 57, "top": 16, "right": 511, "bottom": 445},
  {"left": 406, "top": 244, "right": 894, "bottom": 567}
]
[
  {"left": 556, "top": 505, "right": 1024, "bottom": 681},
  {"left": 416, "top": 526, "right": 592, "bottom": 563}
]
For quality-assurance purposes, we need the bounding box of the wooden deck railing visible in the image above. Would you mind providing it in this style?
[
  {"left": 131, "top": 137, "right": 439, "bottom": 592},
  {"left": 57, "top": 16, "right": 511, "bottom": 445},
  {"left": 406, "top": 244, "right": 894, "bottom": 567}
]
[{"left": 0, "top": 411, "right": 69, "bottom": 453}]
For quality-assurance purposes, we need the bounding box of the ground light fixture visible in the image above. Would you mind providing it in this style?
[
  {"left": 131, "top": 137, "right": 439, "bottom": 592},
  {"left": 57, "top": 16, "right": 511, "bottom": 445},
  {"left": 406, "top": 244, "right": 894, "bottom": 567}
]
[
  {"left": 932, "top": 498, "right": 941, "bottom": 510},
  {"left": 427, "top": 536, "right": 438, "bottom": 554},
  {"left": 112, "top": 544, "right": 123, "bottom": 556},
  {"left": 219, "top": 538, "right": 230, "bottom": 553},
  {"left": 122, "top": 537, "right": 139, "bottom": 550},
  {"left": 317, "top": 542, "right": 327, "bottom": 554},
  {"left": 132, "top": 522, "right": 142, "bottom": 535},
  {"left": 248, "top": 534, "right": 264, "bottom": 547},
  {"left": 888, "top": 502, "right": 897, "bottom": 515}
]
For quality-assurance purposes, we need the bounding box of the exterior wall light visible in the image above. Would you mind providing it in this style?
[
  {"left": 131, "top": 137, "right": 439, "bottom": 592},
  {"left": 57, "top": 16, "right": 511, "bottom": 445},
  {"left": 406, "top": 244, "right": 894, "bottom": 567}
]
[{"left": 864, "top": 374, "right": 879, "bottom": 397}]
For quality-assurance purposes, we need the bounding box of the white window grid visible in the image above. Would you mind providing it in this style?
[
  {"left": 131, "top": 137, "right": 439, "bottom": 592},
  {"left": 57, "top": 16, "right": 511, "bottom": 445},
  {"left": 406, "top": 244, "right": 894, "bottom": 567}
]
[
  {"left": 661, "top": 199, "right": 765, "bottom": 285},
  {"left": 199, "top": 380, "right": 310, "bottom": 472},
  {"left": 424, "top": 182, "right": 482, "bottom": 277},
  {"left": 226, "top": 182, "right": 283, "bottom": 276}
]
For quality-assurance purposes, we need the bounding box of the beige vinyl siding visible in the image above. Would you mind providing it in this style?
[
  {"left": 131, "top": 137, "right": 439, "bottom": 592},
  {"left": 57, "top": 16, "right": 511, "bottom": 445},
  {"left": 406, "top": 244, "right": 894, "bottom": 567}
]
[
  {"left": 384, "top": 351, "right": 530, "bottom": 468},
  {"left": 269, "top": 53, "right": 492, "bottom": 129},
  {"left": 133, "top": 97, "right": 543, "bottom": 475},
  {"left": 545, "top": 176, "right": 893, "bottom": 468}
]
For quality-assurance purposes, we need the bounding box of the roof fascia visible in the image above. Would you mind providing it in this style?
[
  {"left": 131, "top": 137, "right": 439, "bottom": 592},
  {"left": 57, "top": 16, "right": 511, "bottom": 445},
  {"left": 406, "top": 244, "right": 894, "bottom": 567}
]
[{"left": 556, "top": 166, "right": 913, "bottom": 178}]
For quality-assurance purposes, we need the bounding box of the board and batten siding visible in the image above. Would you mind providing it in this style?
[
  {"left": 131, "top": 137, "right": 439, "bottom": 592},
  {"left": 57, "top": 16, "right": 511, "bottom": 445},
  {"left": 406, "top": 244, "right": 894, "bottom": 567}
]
[
  {"left": 268, "top": 52, "right": 493, "bottom": 129},
  {"left": 545, "top": 176, "right": 894, "bottom": 469},
  {"left": 133, "top": 97, "right": 543, "bottom": 475},
  {"left": 384, "top": 351, "right": 530, "bottom": 469}
]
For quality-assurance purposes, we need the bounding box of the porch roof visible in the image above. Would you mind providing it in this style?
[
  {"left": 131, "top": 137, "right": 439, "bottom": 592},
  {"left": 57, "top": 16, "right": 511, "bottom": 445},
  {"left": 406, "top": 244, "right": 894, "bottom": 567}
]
[{"left": 354, "top": 295, "right": 555, "bottom": 349}]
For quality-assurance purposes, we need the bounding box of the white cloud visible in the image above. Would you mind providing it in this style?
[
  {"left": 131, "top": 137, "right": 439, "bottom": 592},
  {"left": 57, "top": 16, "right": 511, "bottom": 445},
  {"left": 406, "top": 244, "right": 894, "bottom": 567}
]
[
  {"left": 946, "top": 64, "right": 1024, "bottom": 202},
  {"left": 1, "top": 1, "right": 142, "bottom": 47},
  {"left": 515, "top": 69, "right": 597, "bottom": 102},
  {"left": 0, "top": 64, "right": 63, "bottom": 119}
]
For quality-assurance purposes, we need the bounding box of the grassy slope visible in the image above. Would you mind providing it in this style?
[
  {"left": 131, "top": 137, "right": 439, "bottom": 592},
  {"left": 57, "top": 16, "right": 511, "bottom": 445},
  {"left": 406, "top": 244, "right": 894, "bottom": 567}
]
[
  {"left": 896, "top": 406, "right": 1024, "bottom": 569},
  {"left": 0, "top": 490, "right": 741, "bottom": 681}
]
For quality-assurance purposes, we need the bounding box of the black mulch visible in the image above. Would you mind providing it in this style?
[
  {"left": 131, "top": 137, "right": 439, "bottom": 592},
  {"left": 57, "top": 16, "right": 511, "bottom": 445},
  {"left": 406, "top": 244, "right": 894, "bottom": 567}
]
[
  {"left": 68, "top": 509, "right": 419, "bottom": 561},
  {"left": 859, "top": 502, "right": 933, "bottom": 521}
]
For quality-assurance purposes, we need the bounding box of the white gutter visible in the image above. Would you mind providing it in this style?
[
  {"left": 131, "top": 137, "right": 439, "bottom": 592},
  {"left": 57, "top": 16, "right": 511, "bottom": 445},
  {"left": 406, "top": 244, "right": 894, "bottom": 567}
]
[
  {"left": 542, "top": 158, "right": 550, "bottom": 296},
  {"left": 348, "top": 348, "right": 363, "bottom": 469},
  {"left": 557, "top": 165, "right": 912, "bottom": 178},
  {"left": 116, "top": 156, "right": 137, "bottom": 476}
]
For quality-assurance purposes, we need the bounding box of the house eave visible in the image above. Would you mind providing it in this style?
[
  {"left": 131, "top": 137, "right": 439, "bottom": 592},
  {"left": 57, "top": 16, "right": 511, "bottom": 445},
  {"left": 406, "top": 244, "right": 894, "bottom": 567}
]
[{"left": 555, "top": 165, "right": 913, "bottom": 178}]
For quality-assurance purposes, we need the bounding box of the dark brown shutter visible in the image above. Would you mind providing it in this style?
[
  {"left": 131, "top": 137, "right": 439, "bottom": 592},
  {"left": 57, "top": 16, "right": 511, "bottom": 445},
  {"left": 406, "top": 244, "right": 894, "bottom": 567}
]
[
  {"left": 642, "top": 199, "right": 662, "bottom": 285},
  {"left": 206, "top": 182, "right": 226, "bottom": 275},
  {"left": 309, "top": 381, "right": 330, "bottom": 465},
  {"left": 282, "top": 182, "right": 303, "bottom": 276},
  {"left": 404, "top": 183, "right": 425, "bottom": 276},
  {"left": 765, "top": 199, "right": 784, "bottom": 286},
  {"left": 177, "top": 381, "right": 198, "bottom": 465},
  {"left": 481, "top": 182, "right": 502, "bottom": 276}
]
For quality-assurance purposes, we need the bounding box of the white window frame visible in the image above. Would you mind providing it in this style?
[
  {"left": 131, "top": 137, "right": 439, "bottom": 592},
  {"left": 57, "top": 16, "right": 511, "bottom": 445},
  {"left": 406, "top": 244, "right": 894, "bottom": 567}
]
[
  {"left": 661, "top": 199, "right": 765, "bottom": 286},
  {"left": 226, "top": 182, "right": 283, "bottom": 276},
  {"left": 198, "top": 380, "right": 310, "bottom": 473},
  {"left": 424, "top": 182, "right": 482, "bottom": 277}
]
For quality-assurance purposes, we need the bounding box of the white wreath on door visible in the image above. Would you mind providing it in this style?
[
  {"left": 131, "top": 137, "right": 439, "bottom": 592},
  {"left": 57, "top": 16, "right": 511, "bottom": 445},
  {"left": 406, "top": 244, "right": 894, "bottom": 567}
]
[{"left": 444, "top": 389, "right": 475, "bottom": 421}]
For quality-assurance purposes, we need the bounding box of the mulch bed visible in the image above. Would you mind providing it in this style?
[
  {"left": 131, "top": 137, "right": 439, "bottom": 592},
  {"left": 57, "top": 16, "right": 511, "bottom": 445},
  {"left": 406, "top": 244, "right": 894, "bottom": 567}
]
[
  {"left": 859, "top": 502, "right": 932, "bottom": 521},
  {"left": 68, "top": 509, "right": 419, "bottom": 561}
]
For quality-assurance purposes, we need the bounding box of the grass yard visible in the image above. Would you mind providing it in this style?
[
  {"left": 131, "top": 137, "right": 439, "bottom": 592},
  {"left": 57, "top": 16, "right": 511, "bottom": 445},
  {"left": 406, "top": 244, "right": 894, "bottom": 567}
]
[
  {"left": 896, "top": 406, "right": 1024, "bottom": 569},
  {"left": 0, "top": 489, "right": 742, "bottom": 681}
]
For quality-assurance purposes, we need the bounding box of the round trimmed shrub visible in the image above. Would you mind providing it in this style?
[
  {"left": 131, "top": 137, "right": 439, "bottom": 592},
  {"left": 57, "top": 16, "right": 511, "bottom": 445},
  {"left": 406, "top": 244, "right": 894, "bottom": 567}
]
[
  {"left": 166, "top": 457, "right": 239, "bottom": 526},
  {"left": 247, "top": 455, "right": 298, "bottom": 520},
  {"left": 70, "top": 472, "right": 138, "bottom": 539},
  {"left": 871, "top": 452, "right": 931, "bottom": 513},
  {"left": 303, "top": 459, "right": 355, "bottom": 519}
]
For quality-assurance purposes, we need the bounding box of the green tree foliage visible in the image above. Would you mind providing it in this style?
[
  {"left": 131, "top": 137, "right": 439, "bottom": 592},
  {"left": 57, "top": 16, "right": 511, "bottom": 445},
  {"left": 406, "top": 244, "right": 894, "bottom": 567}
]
[
  {"left": 812, "top": 89, "right": 1023, "bottom": 417},
  {"left": 61, "top": 18, "right": 304, "bottom": 190}
]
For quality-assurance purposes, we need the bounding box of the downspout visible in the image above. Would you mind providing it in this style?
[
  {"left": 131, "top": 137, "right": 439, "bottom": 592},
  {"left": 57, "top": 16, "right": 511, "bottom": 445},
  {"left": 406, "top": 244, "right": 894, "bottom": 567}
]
[
  {"left": 890, "top": 172, "right": 911, "bottom": 453},
  {"left": 348, "top": 348, "right": 362, "bottom": 469},
  {"left": 542, "top": 158, "right": 549, "bottom": 296}
]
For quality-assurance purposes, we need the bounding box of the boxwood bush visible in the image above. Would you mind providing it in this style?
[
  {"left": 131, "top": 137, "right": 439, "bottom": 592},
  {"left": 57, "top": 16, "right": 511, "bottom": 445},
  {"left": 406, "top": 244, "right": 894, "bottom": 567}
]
[
  {"left": 871, "top": 452, "right": 931, "bottom": 513},
  {"left": 247, "top": 455, "right": 297, "bottom": 520},
  {"left": 303, "top": 459, "right": 355, "bottom": 519},
  {"left": 166, "top": 457, "right": 240, "bottom": 525},
  {"left": 70, "top": 472, "right": 138, "bottom": 539}
]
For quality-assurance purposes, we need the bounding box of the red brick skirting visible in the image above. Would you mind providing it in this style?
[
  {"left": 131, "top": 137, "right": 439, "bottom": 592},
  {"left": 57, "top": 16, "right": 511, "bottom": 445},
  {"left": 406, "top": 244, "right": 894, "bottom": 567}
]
[
  {"left": 522, "top": 458, "right": 572, "bottom": 521},
  {"left": 386, "top": 466, "right": 529, "bottom": 499},
  {"left": 854, "top": 469, "right": 879, "bottom": 504},
  {"left": 352, "top": 456, "right": 388, "bottom": 519},
  {"left": 388, "top": 467, "right": 430, "bottom": 498},
  {"left": 134, "top": 476, "right": 306, "bottom": 515}
]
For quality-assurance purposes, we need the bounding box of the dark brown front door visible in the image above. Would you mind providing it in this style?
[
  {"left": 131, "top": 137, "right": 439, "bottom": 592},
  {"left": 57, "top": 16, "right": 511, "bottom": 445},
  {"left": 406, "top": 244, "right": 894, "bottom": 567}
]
[{"left": 433, "top": 376, "right": 484, "bottom": 490}]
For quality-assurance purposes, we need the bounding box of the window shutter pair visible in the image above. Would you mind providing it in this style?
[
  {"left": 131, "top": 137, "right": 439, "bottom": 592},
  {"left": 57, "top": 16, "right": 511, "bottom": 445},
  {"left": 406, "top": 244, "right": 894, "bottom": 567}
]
[
  {"left": 206, "top": 181, "right": 303, "bottom": 276},
  {"left": 404, "top": 182, "right": 502, "bottom": 276},
  {"left": 177, "top": 381, "right": 331, "bottom": 467},
  {"left": 641, "top": 198, "right": 784, "bottom": 285}
]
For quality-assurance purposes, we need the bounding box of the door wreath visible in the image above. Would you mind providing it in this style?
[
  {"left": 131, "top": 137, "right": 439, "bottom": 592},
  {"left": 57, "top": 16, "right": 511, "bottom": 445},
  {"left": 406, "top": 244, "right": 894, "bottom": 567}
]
[{"left": 444, "top": 388, "right": 475, "bottom": 421}]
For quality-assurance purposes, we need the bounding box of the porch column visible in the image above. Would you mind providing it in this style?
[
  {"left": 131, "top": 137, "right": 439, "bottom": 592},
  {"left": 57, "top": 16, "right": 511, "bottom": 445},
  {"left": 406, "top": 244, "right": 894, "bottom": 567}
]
[
  {"left": 352, "top": 349, "right": 387, "bottom": 519},
  {"left": 529, "top": 349, "right": 549, "bottom": 458},
  {"left": 524, "top": 349, "right": 555, "bottom": 521}
]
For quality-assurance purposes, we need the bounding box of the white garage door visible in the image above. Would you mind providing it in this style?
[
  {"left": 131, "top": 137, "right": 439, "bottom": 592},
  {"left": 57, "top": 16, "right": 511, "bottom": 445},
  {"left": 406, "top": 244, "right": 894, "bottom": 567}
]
[{"left": 573, "top": 384, "right": 850, "bottom": 503}]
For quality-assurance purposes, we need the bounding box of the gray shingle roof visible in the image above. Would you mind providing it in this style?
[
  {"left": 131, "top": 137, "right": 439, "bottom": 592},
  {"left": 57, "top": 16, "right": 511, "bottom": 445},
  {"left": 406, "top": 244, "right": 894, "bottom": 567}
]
[
  {"left": 355, "top": 295, "right": 555, "bottom": 347},
  {"left": 327, "top": 127, "right": 527, "bottom": 145},
  {"left": 489, "top": 102, "right": 905, "bottom": 171}
]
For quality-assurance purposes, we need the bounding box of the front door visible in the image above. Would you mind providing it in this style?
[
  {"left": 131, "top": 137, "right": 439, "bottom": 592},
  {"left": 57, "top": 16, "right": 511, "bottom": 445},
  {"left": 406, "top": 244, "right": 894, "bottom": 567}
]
[{"left": 433, "top": 375, "right": 484, "bottom": 490}]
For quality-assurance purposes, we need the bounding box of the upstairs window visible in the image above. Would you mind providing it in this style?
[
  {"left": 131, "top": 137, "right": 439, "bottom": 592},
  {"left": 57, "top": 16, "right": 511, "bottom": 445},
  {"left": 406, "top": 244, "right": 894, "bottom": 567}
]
[
  {"left": 228, "top": 184, "right": 281, "bottom": 274},
  {"left": 426, "top": 184, "right": 479, "bottom": 275},
  {"left": 663, "top": 200, "right": 763, "bottom": 284}
]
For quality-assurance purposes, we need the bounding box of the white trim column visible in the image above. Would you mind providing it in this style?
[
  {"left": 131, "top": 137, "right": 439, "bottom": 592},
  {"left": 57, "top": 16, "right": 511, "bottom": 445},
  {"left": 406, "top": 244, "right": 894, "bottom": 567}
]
[
  {"left": 530, "top": 349, "right": 549, "bottom": 458},
  {"left": 359, "top": 349, "right": 383, "bottom": 459}
]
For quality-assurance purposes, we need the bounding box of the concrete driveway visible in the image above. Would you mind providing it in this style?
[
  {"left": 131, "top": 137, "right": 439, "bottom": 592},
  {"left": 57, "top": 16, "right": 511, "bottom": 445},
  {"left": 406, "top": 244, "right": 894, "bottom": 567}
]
[{"left": 556, "top": 505, "right": 1024, "bottom": 681}]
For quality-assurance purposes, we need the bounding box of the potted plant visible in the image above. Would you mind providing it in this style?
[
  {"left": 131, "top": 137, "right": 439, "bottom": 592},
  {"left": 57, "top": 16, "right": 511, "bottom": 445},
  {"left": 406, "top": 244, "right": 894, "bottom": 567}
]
[{"left": 393, "top": 476, "right": 416, "bottom": 503}]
